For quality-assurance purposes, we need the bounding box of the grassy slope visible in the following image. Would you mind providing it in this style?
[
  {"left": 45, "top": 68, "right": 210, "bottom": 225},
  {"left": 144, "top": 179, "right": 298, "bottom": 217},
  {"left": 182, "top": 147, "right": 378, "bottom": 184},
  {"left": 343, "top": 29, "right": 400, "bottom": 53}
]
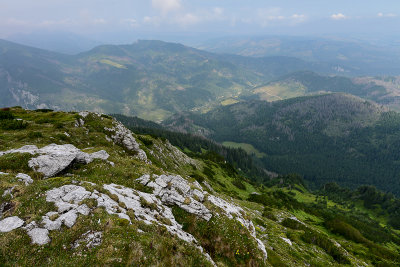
[{"left": 0, "top": 107, "right": 399, "bottom": 266}]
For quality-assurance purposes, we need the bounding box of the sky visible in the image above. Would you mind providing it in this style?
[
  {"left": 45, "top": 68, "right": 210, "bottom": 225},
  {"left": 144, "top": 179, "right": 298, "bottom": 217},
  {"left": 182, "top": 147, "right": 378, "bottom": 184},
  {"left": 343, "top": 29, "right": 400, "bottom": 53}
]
[{"left": 1, "top": 0, "right": 400, "bottom": 43}]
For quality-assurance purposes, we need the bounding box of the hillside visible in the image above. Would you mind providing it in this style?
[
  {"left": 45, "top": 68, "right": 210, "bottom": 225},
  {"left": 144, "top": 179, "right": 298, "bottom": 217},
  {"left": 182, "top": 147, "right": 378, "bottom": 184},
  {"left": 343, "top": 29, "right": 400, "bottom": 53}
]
[
  {"left": 164, "top": 93, "right": 400, "bottom": 196},
  {"left": 0, "top": 39, "right": 333, "bottom": 121},
  {"left": 1, "top": 107, "right": 400, "bottom": 266},
  {"left": 250, "top": 71, "right": 400, "bottom": 111}
]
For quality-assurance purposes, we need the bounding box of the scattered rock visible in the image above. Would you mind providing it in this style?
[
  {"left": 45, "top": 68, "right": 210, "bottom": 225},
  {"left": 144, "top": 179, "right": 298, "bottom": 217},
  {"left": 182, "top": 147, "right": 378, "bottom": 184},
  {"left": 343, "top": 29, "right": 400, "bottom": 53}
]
[
  {"left": 0, "top": 144, "right": 110, "bottom": 177},
  {"left": 72, "top": 231, "right": 102, "bottom": 249},
  {"left": 2, "top": 187, "right": 15, "bottom": 198},
  {"left": 0, "top": 216, "right": 24, "bottom": 232},
  {"left": 16, "top": 173, "right": 33, "bottom": 185}
]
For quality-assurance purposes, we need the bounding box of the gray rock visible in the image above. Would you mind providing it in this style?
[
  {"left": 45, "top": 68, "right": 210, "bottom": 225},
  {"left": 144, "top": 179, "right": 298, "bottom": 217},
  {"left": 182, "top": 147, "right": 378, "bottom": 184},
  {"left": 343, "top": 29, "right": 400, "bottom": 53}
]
[
  {"left": 0, "top": 172, "right": 8, "bottom": 175},
  {"left": 16, "top": 173, "right": 33, "bottom": 185},
  {"left": 2, "top": 187, "right": 15, "bottom": 198},
  {"left": 105, "top": 121, "right": 149, "bottom": 163},
  {"left": 137, "top": 174, "right": 212, "bottom": 221},
  {"left": 28, "top": 228, "right": 50, "bottom": 245},
  {"left": 0, "top": 144, "right": 110, "bottom": 178},
  {"left": 0, "top": 216, "right": 24, "bottom": 232}
]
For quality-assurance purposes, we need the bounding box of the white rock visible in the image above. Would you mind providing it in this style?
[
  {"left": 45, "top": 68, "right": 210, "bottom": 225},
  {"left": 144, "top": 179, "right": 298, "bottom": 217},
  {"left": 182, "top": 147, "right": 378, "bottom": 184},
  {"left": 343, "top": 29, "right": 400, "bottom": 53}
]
[
  {"left": 0, "top": 216, "right": 24, "bottom": 232},
  {"left": 79, "top": 111, "right": 90, "bottom": 118},
  {"left": 2, "top": 187, "right": 15, "bottom": 198},
  {"left": 0, "top": 172, "right": 8, "bottom": 175},
  {"left": 105, "top": 121, "right": 149, "bottom": 163},
  {"left": 281, "top": 237, "right": 292, "bottom": 246},
  {"left": 16, "top": 173, "right": 33, "bottom": 185},
  {"left": 0, "top": 144, "right": 110, "bottom": 178},
  {"left": 28, "top": 228, "right": 50, "bottom": 245}
]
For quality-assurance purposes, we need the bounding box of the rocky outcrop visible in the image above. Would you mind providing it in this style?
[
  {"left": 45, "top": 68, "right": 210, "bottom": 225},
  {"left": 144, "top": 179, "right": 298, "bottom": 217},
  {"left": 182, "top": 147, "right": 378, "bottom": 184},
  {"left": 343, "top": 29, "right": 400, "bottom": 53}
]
[
  {"left": 2, "top": 174, "right": 265, "bottom": 263},
  {"left": 104, "top": 121, "right": 149, "bottom": 163},
  {"left": 0, "top": 216, "right": 24, "bottom": 232},
  {"left": 149, "top": 140, "right": 199, "bottom": 170},
  {"left": 0, "top": 144, "right": 110, "bottom": 177},
  {"left": 36, "top": 182, "right": 216, "bottom": 265},
  {"left": 137, "top": 174, "right": 268, "bottom": 260},
  {"left": 137, "top": 174, "right": 211, "bottom": 220}
]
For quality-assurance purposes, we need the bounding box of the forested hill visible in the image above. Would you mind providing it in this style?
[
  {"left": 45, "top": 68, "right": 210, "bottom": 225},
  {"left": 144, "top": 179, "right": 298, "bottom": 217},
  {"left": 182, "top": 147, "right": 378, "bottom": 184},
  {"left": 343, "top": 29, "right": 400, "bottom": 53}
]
[{"left": 164, "top": 93, "right": 400, "bottom": 196}]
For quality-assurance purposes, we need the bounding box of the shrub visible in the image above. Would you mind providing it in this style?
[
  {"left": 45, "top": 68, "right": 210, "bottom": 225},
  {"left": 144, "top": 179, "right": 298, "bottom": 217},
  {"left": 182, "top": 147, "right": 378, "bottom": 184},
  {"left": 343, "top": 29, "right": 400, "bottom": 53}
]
[
  {"left": 27, "top": 131, "right": 43, "bottom": 139},
  {"left": 189, "top": 173, "right": 205, "bottom": 183},
  {"left": 0, "top": 153, "right": 32, "bottom": 172},
  {"left": 232, "top": 179, "right": 246, "bottom": 190},
  {"left": 203, "top": 166, "right": 215, "bottom": 180},
  {"left": 55, "top": 133, "right": 68, "bottom": 141},
  {"left": 35, "top": 108, "right": 53, "bottom": 113},
  {"left": 0, "top": 120, "right": 27, "bottom": 130},
  {"left": 281, "top": 218, "right": 307, "bottom": 231},
  {"left": 0, "top": 110, "right": 14, "bottom": 120},
  {"left": 137, "top": 136, "right": 154, "bottom": 147},
  {"left": 301, "top": 230, "right": 350, "bottom": 264},
  {"left": 325, "top": 219, "right": 368, "bottom": 244},
  {"left": 53, "top": 122, "right": 64, "bottom": 129}
]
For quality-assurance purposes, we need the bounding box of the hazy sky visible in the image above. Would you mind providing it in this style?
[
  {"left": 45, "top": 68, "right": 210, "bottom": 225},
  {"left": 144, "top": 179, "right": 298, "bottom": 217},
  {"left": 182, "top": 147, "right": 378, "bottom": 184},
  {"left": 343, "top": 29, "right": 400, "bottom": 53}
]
[{"left": 1, "top": 0, "right": 400, "bottom": 41}]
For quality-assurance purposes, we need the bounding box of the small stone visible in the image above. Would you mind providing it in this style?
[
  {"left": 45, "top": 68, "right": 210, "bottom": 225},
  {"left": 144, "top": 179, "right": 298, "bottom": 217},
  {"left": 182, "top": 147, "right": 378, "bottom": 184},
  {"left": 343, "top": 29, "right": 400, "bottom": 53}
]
[
  {"left": 281, "top": 237, "right": 292, "bottom": 246},
  {"left": 0, "top": 216, "right": 24, "bottom": 232},
  {"left": 28, "top": 228, "right": 50, "bottom": 245},
  {"left": 16, "top": 173, "right": 33, "bottom": 185}
]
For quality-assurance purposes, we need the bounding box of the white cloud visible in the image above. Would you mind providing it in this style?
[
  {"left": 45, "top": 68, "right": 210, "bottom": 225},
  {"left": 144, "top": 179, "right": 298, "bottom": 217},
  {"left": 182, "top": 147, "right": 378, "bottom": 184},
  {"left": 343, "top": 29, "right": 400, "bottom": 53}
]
[
  {"left": 291, "top": 14, "right": 306, "bottom": 22},
  {"left": 331, "top": 13, "right": 346, "bottom": 20},
  {"left": 152, "top": 0, "right": 181, "bottom": 14},
  {"left": 39, "top": 18, "right": 75, "bottom": 27},
  {"left": 378, "top": 12, "right": 397, "bottom": 17},
  {"left": 121, "top": 18, "right": 139, "bottom": 28},
  {"left": 213, "top": 7, "right": 224, "bottom": 16},
  {"left": 175, "top": 13, "right": 200, "bottom": 26},
  {"left": 5, "top": 18, "right": 28, "bottom": 26}
]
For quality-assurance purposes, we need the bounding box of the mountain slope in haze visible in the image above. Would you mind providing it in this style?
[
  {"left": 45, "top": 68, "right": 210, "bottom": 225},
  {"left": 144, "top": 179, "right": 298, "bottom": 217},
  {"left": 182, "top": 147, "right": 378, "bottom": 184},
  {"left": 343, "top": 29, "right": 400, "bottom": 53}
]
[
  {"left": 0, "top": 39, "right": 337, "bottom": 121},
  {"left": 251, "top": 71, "right": 389, "bottom": 103},
  {"left": 1, "top": 107, "right": 399, "bottom": 266},
  {"left": 199, "top": 35, "right": 400, "bottom": 75},
  {"left": 164, "top": 93, "right": 400, "bottom": 196},
  {"left": 6, "top": 31, "right": 102, "bottom": 55}
]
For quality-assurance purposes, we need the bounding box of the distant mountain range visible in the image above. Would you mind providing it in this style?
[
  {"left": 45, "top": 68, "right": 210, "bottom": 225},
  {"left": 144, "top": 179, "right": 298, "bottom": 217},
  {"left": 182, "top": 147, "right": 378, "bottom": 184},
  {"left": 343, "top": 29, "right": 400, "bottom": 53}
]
[
  {"left": 2, "top": 37, "right": 400, "bottom": 121},
  {"left": 0, "top": 39, "right": 338, "bottom": 121},
  {"left": 199, "top": 35, "right": 400, "bottom": 75}
]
